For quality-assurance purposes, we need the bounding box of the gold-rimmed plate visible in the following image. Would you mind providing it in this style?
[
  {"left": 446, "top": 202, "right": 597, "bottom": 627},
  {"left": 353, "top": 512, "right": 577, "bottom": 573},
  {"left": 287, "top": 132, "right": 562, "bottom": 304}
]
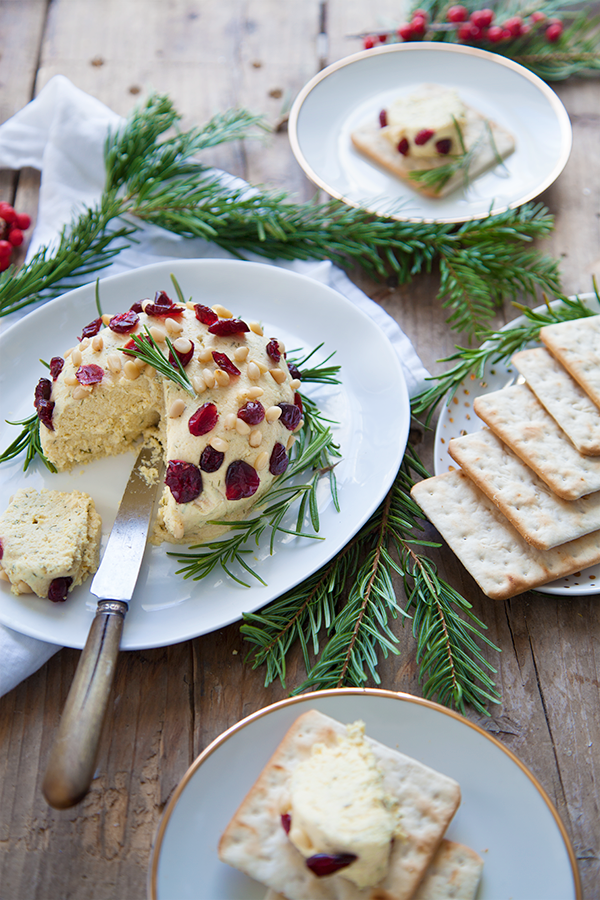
[
  {"left": 288, "top": 43, "right": 572, "bottom": 224},
  {"left": 148, "top": 688, "right": 581, "bottom": 899}
]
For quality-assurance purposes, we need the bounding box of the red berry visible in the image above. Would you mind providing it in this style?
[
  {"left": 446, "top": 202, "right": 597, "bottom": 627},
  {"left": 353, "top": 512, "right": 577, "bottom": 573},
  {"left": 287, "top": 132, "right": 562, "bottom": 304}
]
[
  {"left": 266, "top": 339, "right": 282, "bottom": 362},
  {"left": 471, "top": 8, "right": 494, "bottom": 27},
  {"left": 199, "top": 445, "right": 225, "bottom": 473},
  {"left": 363, "top": 35, "right": 376, "bottom": 49},
  {"left": 294, "top": 391, "right": 303, "bottom": 415},
  {"left": 487, "top": 24, "right": 505, "bottom": 42},
  {"left": 165, "top": 460, "right": 203, "bottom": 503},
  {"left": 378, "top": 33, "right": 388, "bottom": 43},
  {"left": 530, "top": 11, "right": 546, "bottom": 24},
  {"left": 468, "top": 23, "right": 484, "bottom": 39},
  {"left": 0, "top": 240, "right": 12, "bottom": 257},
  {"left": 188, "top": 402, "right": 218, "bottom": 436},
  {"left": 144, "top": 290, "right": 184, "bottom": 318},
  {"left": 212, "top": 351, "right": 241, "bottom": 377},
  {"left": 208, "top": 318, "right": 249, "bottom": 336},
  {"left": 520, "top": 23, "right": 531, "bottom": 35},
  {"left": 49, "top": 357, "right": 64, "bottom": 380},
  {"left": 269, "top": 442, "right": 289, "bottom": 476},
  {"left": 411, "top": 14, "right": 427, "bottom": 35},
  {"left": 0, "top": 257, "right": 10, "bottom": 272},
  {"left": 412, "top": 8, "right": 429, "bottom": 23},
  {"left": 168, "top": 338, "right": 194, "bottom": 369},
  {"left": 237, "top": 401, "right": 265, "bottom": 425},
  {"left": 287, "top": 362, "right": 301, "bottom": 381},
  {"left": 15, "top": 212, "right": 31, "bottom": 230},
  {"left": 397, "top": 22, "right": 414, "bottom": 40},
  {"left": 546, "top": 21, "right": 563, "bottom": 41},
  {"left": 397, "top": 138, "right": 410, "bottom": 156},
  {"left": 0, "top": 539, "right": 3, "bottom": 561},
  {"left": 8, "top": 228, "right": 23, "bottom": 247},
  {"left": 0, "top": 203, "right": 16, "bottom": 225},
  {"left": 446, "top": 5, "right": 468, "bottom": 23},
  {"left": 501, "top": 28, "right": 512, "bottom": 39},
  {"left": 225, "top": 459, "right": 260, "bottom": 500},
  {"left": 503, "top": 16, "right": 523, "bottom": 35},
  {"left": 278, "top": 403, "right": 301, "bottom": 431},
  {"left": 109, "top": 310, "right": 139, "bottom": 334},
  {"left": 281, "top": 813, "right": 291, "bottom": 834},
  {"left": 415, "top": 129, "right": 434, "bottom": 146},
  {"left": 457, "top": 22, "right": 473, "bottom": 39},
  {"left": 306, "top": 854, "right": 357, "bottom": 877},
  {"left": 436, "top": 138, "right": 452, "bottom": 155},
  {"left": 379, "top": 109, "right": 387, "bottom": 128},
  {"left": 34, "top": 378, "right": 52, "bottom": 410},
  {"left": 48, "top": 577, "right": 72, "bottom": 602},
  {"left": 194, "top": 303, "right": 218, "bottom": 326},
  {"left": 79, "top": 317, "right": 103, "bottom": 340},
  {"left": 76, "top": 364, "right": 104, "bottom": 385}
]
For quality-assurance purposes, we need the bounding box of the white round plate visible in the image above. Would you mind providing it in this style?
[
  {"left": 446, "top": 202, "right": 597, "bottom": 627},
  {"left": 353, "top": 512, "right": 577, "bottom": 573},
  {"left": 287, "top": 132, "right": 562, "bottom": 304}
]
[
  {"left": 435, "top": 292, "right": 600, "bottom": 596},
  {"left": 0, "top": 259, "right": 409, "bottom": 649},
  {"left": 149, "top": 688, "right": 581, "bottom": 900},
  {"left": 288, "top": 42, "right": 572, "bottom": 224}
]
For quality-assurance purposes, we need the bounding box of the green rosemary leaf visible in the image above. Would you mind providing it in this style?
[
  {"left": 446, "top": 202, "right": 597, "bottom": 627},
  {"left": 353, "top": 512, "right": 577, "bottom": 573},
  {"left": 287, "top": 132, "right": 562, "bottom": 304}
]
[
  {"left": 119, "top": 326, "right": 195, "bottom": 394},
  {"left": 0, "top": 414, "right": 56, "bottom": 473}
]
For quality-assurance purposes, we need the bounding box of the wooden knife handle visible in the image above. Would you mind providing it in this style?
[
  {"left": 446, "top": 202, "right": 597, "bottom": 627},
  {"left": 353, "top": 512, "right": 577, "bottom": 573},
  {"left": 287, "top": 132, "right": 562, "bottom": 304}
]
[{"left": 42, "top": 600, "right": 127, "bottom": 809}]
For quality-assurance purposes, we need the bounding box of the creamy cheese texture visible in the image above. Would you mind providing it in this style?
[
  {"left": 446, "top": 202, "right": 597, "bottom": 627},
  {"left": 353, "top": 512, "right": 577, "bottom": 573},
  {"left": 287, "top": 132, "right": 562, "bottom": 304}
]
[
  {"left": 382, "top": 87, "right": 467, "bottom": 159},
  {"left": 0, "top": 488, "right": 101, "bottom": 598},
  {"left": 38, "top": 296, "right": 302, "bottom": 545},
  {"left": 288, "top": 720, "right": 398, "bottom": 889}
]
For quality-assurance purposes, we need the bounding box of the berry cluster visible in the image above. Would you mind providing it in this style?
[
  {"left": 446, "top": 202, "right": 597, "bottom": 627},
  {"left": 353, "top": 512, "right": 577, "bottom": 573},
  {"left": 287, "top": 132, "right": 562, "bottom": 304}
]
[
  {"left": 362, "top": 6, "right": 564, "bottom": 49},
  {"left": 0, "top": 201, "right": 31, "bottom": 272}
]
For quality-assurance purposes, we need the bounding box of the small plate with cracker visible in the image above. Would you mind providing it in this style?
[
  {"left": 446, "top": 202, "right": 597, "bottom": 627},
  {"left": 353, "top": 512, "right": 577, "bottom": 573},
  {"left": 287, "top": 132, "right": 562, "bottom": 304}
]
[
  {"left": 433, "top": 293, "right": 600, "bottom": 598},
  {"left": 148, "top": 688, "right": 581, "bottom": 899},
  {"left": 288, "top": 43, "right": 571, "bottom": 224}
]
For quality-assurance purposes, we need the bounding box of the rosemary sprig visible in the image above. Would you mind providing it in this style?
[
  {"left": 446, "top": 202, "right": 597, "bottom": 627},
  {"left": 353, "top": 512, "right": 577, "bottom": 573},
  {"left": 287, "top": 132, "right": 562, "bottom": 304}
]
[
  {"left": 409, "top": 120, "right": 503, "bottom": 194},
  {"left": 120, "top": 326, "right": 195, "bottom": 394},
  {"left": 0, "top": 413, "right": 56, "bottom": 473}
]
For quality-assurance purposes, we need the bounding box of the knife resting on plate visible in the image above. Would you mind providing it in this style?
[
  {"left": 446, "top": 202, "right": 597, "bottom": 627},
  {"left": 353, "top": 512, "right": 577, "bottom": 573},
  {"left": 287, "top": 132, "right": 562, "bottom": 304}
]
[{"left": 42, "top": 443, "right": 164, "bottom": 809}]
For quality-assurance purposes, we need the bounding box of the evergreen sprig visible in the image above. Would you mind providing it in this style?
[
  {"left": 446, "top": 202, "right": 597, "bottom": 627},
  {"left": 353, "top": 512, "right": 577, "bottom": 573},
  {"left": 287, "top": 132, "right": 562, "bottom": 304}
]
[
  {"left": 120, "top": 326, "right": 195, "bottom": 394},
  {"left": 0, "top": 94, "right": 562, "bottom": 337},
  {"left": 0, "top": 412, "right": 56, "bottom": 473}
]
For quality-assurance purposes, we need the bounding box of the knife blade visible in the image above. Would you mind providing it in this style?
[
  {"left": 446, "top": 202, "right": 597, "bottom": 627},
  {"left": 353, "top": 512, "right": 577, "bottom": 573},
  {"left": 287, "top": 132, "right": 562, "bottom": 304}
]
[{"left": 42, "top": 443, "right": 164, "bottom": 809}]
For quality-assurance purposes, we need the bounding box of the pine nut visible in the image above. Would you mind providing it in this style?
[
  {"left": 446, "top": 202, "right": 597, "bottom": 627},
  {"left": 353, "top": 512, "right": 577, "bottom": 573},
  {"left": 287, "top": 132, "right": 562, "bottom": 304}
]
[
  {"left": 211, "top": 304, "right": 232, "bottom": 318},
  {"left": 223, "top": 413, "right": 237, "bottom": 430},
  {"left": 186, "top": 301, "right": 195, "bottom": 310},
  {"left": 214, "top": 369, "right": 230, "bottom": 387},
  {"left": 198, "top": 346, "right": 213, "bottom": 363},
  {"left": 101, "top": 313, "right": 112, "bottom": 325},
  {"left": 107, "top": 353, "right": 122, "bottom": 373},
  {"left": 17, "top": 581, "right": 33, "bottom": 594},
  {"left": 212, "top": 437, "right": 229, "bottom": 452},
  {"left": 265, "top": 405, "right": 282, "bottom": 423},
  {"left": 141, "top": 298, "right": 152, "bottom": 312},
  {"left": 169, "top": 399, "right": 186, "bottom": 418},
  {"left": 290, "top": 378, "right": 301, "bottom": 390},
  {"left": 270, "top": 368, "right": 286, "bottom": 384},
  {"left": 165, "top": 317, "right": 183, "bottom": 335},
  {"left": 254, "top": 451, "right": 269, "bottom": 470},
  {"left": 246, "top": 386, "right": 264, "bottom": 399},
  {"left": 287, "top": 434, "right": 296, "bottom": 450},
  {"left": 235, "top": 419, "right": 251, "bottom": 435},
  {"left": 134, "top": 357, "right": 147, "bottom": 371},
  {"left": 249, "top": 321, "right": 263, "bottom": 336},
  {"left": 233, "top": 346, "right": 249, "bottom": 362},
  {"left": 64, "top": 347, "right": 74, "bottom": 358},
  {"left": 247, "top": 362, "right": 261, "bottom": 382},
  {"left": 123, "top": 360, "right": 141, "bottom": 380},
  {"left": 79, "top": 338, "right": 90, "bottom": 351},
  {"left": 71, "top": 348, "right": 82, "bottom": 367},
  {"left": 64, "top": 373, "right": 79, "bottom": 386},
  {"left": 72, "top": 385, "right": 92, "bottom": 400},
  {"left": 173, "top": 337, "right": 192, "bottom": 354},
  {"left": 202, "top": 368, "right": 215, "bottom": 389},
  {"left": 92, "top": 335, "right": 104, "bottom": 352},
  {"left": 149, "top": 326, "right": 166, "bottom": 343},
  {"left": 249, "top": 430, "right": 263, "bottom": 447},
  {"left": 0, "top": 569, "right": 9, "bottom": 583},
  {"left": 191, "top": 376, "right": 206, "bottom": 394},
  {"left": 171, "top": 518, "right": 185, "bottom": 540}
]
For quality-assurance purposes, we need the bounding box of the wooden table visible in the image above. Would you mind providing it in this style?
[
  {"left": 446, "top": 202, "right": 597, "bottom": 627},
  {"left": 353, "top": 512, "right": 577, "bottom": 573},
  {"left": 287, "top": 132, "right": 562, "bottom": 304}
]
[{"left": 1, "top": 2, "right": 598, "bottom": 898}]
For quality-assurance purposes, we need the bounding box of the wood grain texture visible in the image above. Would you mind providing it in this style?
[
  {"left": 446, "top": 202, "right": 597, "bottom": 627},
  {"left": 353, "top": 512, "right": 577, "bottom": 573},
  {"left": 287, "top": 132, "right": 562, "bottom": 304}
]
[{"left": 1, "top": 1, "right": 599, "bottom": 897}]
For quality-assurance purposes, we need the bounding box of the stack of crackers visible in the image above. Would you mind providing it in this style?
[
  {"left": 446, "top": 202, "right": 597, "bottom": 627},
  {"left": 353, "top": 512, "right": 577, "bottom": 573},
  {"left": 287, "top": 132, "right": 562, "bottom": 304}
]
[
  {"left": 411, "top": 314, "right": 600, "bottom": 600},
  {"left": 218, "top": 709, "right": 483, "bottom": 900}
]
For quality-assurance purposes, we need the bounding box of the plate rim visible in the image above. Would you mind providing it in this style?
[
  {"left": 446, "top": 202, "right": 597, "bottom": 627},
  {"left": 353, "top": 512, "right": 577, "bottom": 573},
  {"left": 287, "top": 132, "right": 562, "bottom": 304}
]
[
  {"left": 288, "top": 41, "right": 572, "bottom": 224},
  {"left": 0, "top": 258, "right": 410, "bottom": 649},
  {"left": 147, "top": 686, "right": 582, "bottom": 900},
  {"left": 434, "top": 291, "right": 600, "bottom": 596}
]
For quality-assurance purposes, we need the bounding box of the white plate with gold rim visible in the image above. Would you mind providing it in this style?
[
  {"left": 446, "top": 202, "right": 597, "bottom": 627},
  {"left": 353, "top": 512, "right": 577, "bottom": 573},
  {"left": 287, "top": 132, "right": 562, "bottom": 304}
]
[
  {"left": 0, "top": 259, "right": 409, "bottom": 649},
  {"left": 149, "top": 688, "right": 581, "bottom": 900},
  {"left": 288, "top": 42, "right": 572, "bottom": 224},
  {"left": 434, "top": 293, "right": 600, "bottom": 596}
]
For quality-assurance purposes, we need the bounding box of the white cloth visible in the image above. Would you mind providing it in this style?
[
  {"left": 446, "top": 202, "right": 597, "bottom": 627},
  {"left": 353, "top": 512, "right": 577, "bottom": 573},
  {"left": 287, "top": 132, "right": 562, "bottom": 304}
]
[{"left": 0, "top": 75, "right": 430, "bottom": 697}]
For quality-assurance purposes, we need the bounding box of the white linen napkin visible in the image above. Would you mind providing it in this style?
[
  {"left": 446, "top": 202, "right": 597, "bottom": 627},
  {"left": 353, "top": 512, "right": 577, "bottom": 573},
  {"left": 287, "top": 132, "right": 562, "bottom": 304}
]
[{"left": 0, "top": 75, "right": 430, "bottom": 697}]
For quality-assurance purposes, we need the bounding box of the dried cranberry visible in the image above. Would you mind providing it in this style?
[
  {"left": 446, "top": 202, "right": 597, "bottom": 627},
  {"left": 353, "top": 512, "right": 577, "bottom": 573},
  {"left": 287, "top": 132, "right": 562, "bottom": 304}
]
[
  {"left": 287, "top": 362, "right": 302, "bottom": 381},
  {"left": 281, "top": 813, "right": 291, "bottom": 834},
  {"left": 237, "top": 401, "right": 265, "bottom": 425},
  {"left": 130, "top": 300, "right": 144, "bottom": 313},
  {"left": 79, "top": 317, "right": 103, "bottom": 340},
  {"left": 199, "top": 445, "right": 225, "bottom": 472},
  {"left": 212, "top": 351, "right": 241, "bottom": 377},
  {"left": 49, "top": 357, "right": 64, "bottom": 381},
  {"left": 435, "top": 138, "right": 452, "bottom": 155},
  {"left": 123, "top": 335, "right": 150, "bottom": 355},
  {"left": 294, "top": 392, "right": 303, "bottom": 416},
  {"left": 306, "top": 853, "right": 357, "bottom": 877},
  {"left": 379, "top": 109, "right": 387, "bottom": 128},
  {"left": 165, "top": 460, "right": 203, "bottom": 503},
  {"left": 169, "top": 339, "right": 194, "bottom": 369},
  {"left": 34, "top": 378, "right": 52, "bottom": 410},
  {"left": 269, "top": 443, "right": 289, "bottom": 476},
  {"left": 0, "top": 538, "right": 3, "bottom": 560},
  {"left": 109, "top": 310, "right": 139, "bottom": 334},
  {"left": 266, "top": 339, "right": 281, "bottom": 362},
  {"left": 278, "top": 403, "right": 301, "bottom": 431},
  {"left": 48, "top": 577, "right": 72, "bottom": 603},
  {"left": 397, "top": 138, "right": 409, "bottom": 156},
  {"left": 415, "top": 129, "right": 434, "bottom": 146},
  {"left": 37, "top": 400, "right": 55, "bottom": 431},
  {"left": 208, "top": 318, "right": 249, "bottom": 336},
  {"left": 225, "top": 460, "right": 260, "bottom": 500},
  {"left": 188, "top": 402, "right": 218, "bottom": 436},
  {"left": 194, "top": 303, "right": 219, "bottom": 326},
  {"left": 144, "top": 290, "right": 184, "bottom": 318},
  {"left": 76, "top": 364, "right": 104, "bottom": 385}
]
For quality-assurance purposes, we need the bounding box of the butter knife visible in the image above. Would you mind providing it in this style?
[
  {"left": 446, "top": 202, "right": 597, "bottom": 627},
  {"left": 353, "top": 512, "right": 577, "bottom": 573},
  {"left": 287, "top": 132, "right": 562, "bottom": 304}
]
[{"left": 42, "top": 443, "right": 164, "bottom": 809}]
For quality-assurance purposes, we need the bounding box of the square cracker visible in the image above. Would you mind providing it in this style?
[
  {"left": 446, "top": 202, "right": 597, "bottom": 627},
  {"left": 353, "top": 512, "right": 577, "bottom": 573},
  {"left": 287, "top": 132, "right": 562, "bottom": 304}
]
[
  {"left": 218, "top": 709, "right": 461, "bottom": 900},
  {"left": 540, "top": 315, "right": 600, "bottom": 409},
  {"left": 447, "top": 428, "right": 600, "bottom": 550},
  {"left": 473, "top": 384, "right": 600, "bottom": 500},
  {"left": 351, "top": 101, "right": 514, "bottom": 199},
  {"left": 512, "top": 347, "right": 600, "bottom": 456},
  {"left": 411, "top": 470, "right": 600, "bottom": 600},
  {"left": 264, "top": 839, "right": 484, "bottom": 900}
]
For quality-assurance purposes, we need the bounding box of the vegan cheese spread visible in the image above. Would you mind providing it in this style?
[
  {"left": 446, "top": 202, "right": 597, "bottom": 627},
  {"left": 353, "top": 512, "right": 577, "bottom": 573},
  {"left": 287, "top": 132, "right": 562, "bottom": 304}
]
[{"left": 381, "top": 88, "right": 467, "bottom": 160}]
